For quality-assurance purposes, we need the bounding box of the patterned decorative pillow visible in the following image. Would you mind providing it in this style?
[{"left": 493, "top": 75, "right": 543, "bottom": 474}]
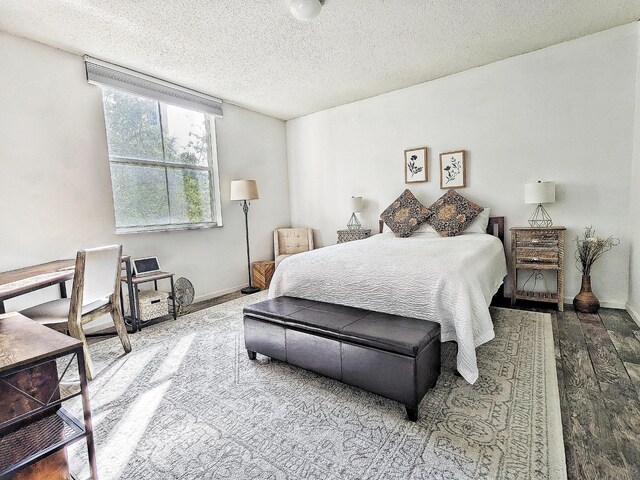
[
  {"left": 380, "top": 189, "right": 431, "bottom": 237},
  {"left": 426, "top": 190, "right": 484, "bottom": 237}
]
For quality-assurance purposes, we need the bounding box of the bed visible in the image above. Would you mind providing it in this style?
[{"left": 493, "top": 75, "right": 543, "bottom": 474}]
[{"left": 268, "top": 217, "right": 507, "bottom": 384}]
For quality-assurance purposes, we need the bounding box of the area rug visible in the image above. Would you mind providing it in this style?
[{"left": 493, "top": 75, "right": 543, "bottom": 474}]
[{"left": 66, "top": 292, "right": 566, "bottom": 479}]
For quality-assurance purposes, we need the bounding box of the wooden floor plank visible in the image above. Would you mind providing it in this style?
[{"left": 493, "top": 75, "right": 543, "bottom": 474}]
[
  {"left": 602, "top": 393, "right": 640, "bottom": 479},
  {"left": 600, "top": 309, "right": 639, "bottom": 336},
  {"left": 580, "top": 320, "right": 637, "bottom": 399},
  {"left": 551, "top": 311, "right": 576, "bottom": 478},
  {"left": 576, "top": 311, "right": 601, "bottom": 325},
  {"left": 551, "top": 311, "right": 562, "bottom": 362},
  {"left": 607, "top": 329, "right": 640, "bottom": 364},
  {"left": 563, "top": 387, "right": 631, "bottom": 480},
  {"left": 625, "top": 362, "right": 640, "bottom": 399},
  {"left": 557, "top": 310, "right": 599, "bottom": 391}
]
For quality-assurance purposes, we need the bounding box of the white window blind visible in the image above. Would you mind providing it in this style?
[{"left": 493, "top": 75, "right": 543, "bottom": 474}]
[{"left": 84, "top": 56, "right": 223, "bottom": 117}]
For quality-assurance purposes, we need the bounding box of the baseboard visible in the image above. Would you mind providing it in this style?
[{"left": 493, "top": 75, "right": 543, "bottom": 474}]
[
  {"left": 194, "top": 284, "right": 249, "bottom": 303},
  {"left": 626, "top": 302, "right": 640, "bottom": 328},
  {"left": 502, "top": 293, "right": 628, "bottom": 311}
]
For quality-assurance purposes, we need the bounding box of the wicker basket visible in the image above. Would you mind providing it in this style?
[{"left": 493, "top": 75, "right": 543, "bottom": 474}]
[{"left": 125, "top": 290, "right": 169, "bottom": 322}]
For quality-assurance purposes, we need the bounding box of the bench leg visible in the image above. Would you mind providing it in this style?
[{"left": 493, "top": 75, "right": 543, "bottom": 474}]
[
  {"left": 406, "top": 405, "right": 419, "bottom": 422},
  {"left": 247, "top": 350, "right": 257, "bottom": 360}
]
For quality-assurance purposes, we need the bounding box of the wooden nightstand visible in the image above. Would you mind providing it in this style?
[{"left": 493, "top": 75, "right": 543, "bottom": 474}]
[
  {"left": 252, "top": 260, "right": 275, "bottom": 290},
  {"left": 510, "top": 227, "right": 566, "bottom": 311},
  {"left": 337, "top": 229, "right": 371, "bottom": 243}
]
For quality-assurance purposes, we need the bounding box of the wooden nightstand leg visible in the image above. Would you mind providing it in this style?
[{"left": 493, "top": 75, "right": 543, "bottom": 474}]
[{"left": 558, "top": 230, "right": 565, "bottom": 312}]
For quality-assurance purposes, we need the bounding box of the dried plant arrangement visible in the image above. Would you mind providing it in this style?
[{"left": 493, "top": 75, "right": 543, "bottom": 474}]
[{"left": 574, "top": 226, "right": 619, "bottom": 276}]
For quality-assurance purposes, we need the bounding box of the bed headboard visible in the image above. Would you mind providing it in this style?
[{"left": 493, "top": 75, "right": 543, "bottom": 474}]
[
  {"left": 487, "top": 216, "right": 505, "bottom": 244},
  {"left": 377, "top": 216, "right": 505, "bottom": 244}
]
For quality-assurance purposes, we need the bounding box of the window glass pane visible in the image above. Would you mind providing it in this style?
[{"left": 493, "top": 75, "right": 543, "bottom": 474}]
[
  {"left": 162, "top": 104, "right": 209, "bottom": 167},
  {"left": 110, "top": 163, "right": 170, "bottom": 228},
  {"left": 102, "top": 86, "right": 219, "bottom": 232},
  {"left": 167, "top": 168, "right": 213, "bottom": 224},
  {"left": 102, "top": 87, "right": 164, "bottom": 162}
]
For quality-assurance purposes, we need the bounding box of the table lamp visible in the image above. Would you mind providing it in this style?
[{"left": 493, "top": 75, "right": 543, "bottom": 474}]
[
  {"left": 524, "top": 181, "right": 555, "bottom": 227},
  {"left": 347, "top": 196, "right": 363, "bottom": 230},
  {"left": 230, "top": 180, "right": 260, "bottom": 294}
]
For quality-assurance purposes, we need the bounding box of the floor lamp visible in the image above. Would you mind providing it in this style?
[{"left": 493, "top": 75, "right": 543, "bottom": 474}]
[{"left": 230, "top": 180, "right": 260, "bottom": 294}]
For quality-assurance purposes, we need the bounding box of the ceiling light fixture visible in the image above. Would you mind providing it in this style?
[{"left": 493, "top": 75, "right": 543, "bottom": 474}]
[{"left": 289, "top": 0, "right": 325, "bottom": 22}]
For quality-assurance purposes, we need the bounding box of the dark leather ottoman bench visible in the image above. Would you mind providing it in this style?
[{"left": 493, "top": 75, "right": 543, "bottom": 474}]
[{"left": 243, "top": 296, "right": 441, "bottom": 421}]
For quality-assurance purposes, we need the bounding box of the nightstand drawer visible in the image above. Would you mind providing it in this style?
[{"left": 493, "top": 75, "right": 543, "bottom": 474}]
[
  {"left": 515, "top": 230, "right": 558, "bottom": 247},
  {"left": 337, "top": 229, "right": 371, "bottom": 243},
  {"left": 515, "top": 247, "right": 558, "bottom": 265}
]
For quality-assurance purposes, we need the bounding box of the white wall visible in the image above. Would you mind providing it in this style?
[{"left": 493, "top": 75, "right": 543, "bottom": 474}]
[
  {"left": 0, "top": 32, "right": 291, "bottom": 314},
  {"left": 286, "top": 23, "right": 638, "bottom": 308},
  {"left": 629, "top": 26, "right": 640, "bottom": 325}
]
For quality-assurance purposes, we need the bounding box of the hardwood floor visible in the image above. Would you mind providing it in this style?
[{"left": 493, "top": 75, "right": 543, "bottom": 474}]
[
  {"left": 506, "top": 301, "right": 640, "bottom": 480},
  {"left": 556, "top": 307, "right": 640, "bottom": 480},
  {"left": 92, "top": 292, "right": 640, "bottom": 479}
]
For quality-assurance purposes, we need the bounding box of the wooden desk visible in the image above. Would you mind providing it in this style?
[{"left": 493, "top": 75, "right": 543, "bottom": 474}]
[
  {"left": 0, "top": 260, "right": 75, "bottom": 313},
  {"left": 0, "top": 312, "right": 98, "bottom": 479},
  {"left": 0, "top": 257, "right": 137, "bottom": 332}
]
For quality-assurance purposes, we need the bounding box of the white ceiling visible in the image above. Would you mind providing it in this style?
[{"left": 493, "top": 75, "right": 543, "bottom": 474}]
[{"left": 0, "top": 1, "right": 638, "bottom": 120}]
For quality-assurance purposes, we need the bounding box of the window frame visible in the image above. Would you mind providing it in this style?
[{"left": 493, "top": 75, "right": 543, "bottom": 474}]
[{"left": 102, "top": 90, "right": 223, "bottom": 234}]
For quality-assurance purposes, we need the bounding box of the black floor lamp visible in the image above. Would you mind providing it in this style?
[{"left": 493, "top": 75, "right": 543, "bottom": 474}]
[{"left": 230, "top": 179, "right": 260, "bottom": 294}]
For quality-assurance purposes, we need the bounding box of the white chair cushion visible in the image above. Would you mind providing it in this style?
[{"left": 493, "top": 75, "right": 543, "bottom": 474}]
[
  {"left": 275, "top": 254, "right": 292, "bottom": 269},
  {"left": 21, "top": 297, "right": 109, "bottom": 326}
]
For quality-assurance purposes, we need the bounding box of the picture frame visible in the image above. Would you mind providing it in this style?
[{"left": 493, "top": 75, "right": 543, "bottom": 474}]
[
  {"left": 404, "top": 147, "right": 428, "bottom": 183},
  {"left": 439, "top": 150, "right": 466, "bottom": 189}
]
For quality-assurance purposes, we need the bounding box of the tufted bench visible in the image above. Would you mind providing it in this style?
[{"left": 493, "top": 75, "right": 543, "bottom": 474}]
[{"left": 243, "top": 296, "right": 441, "bottom": 421}]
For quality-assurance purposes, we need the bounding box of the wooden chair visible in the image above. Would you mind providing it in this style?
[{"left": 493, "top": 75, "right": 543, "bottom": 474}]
[{"left": 20, "top": 245, "right": 131, "bottom": 380}]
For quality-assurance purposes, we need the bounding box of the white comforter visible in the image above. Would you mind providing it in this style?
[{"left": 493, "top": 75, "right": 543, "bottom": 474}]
[{"left": 268, "top": 231, "right": 507, "bottom": 384}]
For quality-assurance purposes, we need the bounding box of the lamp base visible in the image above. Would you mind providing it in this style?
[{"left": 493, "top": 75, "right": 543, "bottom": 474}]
[
  {"left": 528, "top": 204, "right": 553, "bottom": 228},
  {"left": 241, "top": 286, "right": 261, "bottom": 295},
  {"left": 347, "top": 212, "right": 361, "bottom": 230}
]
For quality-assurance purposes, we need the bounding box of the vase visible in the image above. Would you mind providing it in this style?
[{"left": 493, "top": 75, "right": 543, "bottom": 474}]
[{"left": 573, "top": 275, "right": 600, "bottom": 313}]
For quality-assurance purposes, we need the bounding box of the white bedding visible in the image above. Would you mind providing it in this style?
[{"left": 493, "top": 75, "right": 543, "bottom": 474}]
[{"left": 268, "top": 231, "right": 508, "bottom": 384}]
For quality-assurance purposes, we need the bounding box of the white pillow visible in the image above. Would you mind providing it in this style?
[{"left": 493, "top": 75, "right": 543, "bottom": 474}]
[{"left": 463, "top": 207, "right": 491, "bottom": 234}]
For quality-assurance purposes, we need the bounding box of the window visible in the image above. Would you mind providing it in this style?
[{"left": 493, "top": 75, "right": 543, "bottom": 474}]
[{"left": 101, "top": 87, "right": 221, "bottom": 233}]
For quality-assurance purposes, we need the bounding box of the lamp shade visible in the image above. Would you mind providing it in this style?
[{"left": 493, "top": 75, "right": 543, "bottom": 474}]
[
  {"left": 524, "top": 181, "right": 555, "bottom": 204},
  {"left": 350, "top": 196, "right": 363, "bottom": 212},
  {"left": 230, "top": 180, "right": 259, "bottom": 201}
]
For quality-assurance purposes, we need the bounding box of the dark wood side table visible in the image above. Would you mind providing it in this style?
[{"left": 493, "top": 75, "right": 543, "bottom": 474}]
[
  {"left": 0, "top": 312, "right": 98, "bottom": 479},
  {"left": 510, "top": 226, "right": 566, "bottom": 311},
  {"left": 124, "top": 272, "right": 177, "bottom": 332},
  {"left": 337, "top": 229, "right": 371, "bottom": 244}
]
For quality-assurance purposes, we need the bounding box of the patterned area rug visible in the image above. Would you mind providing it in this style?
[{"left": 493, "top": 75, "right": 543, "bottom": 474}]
[{"left": 67, "top": 292, "right": 566, "bottom": 479}]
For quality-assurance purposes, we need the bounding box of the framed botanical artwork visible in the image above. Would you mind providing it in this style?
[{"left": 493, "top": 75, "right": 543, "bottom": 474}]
[
  {"left": 404, "top": 147, "right": 428, "bottom": 183},
  {"left": 439, "top": 150, "right": 466, "bottom": 189}
]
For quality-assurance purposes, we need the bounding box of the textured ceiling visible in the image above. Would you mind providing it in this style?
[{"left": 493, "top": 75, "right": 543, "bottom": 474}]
[{"left": 0, "top": 1, "right": 638, "bottom": 120}]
